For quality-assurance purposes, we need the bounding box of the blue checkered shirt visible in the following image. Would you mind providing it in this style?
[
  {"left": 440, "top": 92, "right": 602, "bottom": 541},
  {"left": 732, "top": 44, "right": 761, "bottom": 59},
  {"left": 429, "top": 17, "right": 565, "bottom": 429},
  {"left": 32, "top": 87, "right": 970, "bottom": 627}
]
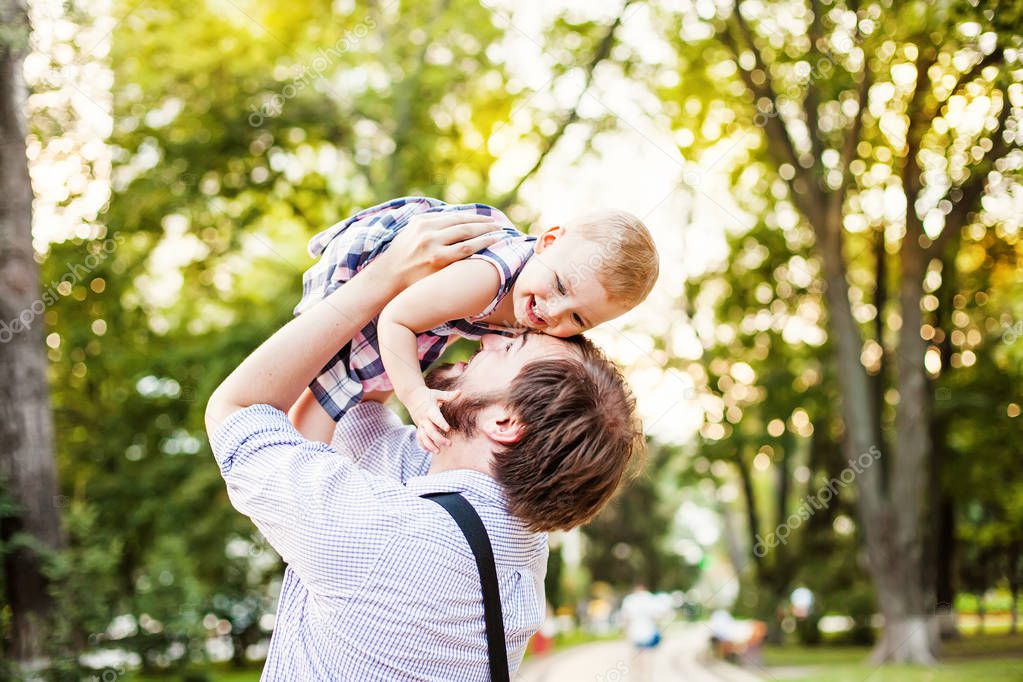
[
  {"left": 295, "top": 196, "right": 536, "bottom": 422},
  {"left": 210, "top": 401, "right": 549, "bottom": 680}
]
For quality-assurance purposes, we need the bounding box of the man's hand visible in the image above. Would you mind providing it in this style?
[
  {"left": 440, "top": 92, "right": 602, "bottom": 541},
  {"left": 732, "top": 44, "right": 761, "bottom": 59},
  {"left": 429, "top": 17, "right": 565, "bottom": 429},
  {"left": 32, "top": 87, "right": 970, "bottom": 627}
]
[
  {"left": 373, "top": 212, "right": 504, "bottom": 290},
  {"left": 206, "top": 210, "right": 503, "bottom": 439}
]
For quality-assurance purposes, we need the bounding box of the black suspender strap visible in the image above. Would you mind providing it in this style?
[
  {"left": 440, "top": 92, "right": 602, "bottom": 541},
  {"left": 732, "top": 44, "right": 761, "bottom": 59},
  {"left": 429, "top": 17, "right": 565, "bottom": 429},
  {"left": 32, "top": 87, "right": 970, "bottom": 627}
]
[{"left": 421, "top": 491, "right": 510, "bottom": 682}]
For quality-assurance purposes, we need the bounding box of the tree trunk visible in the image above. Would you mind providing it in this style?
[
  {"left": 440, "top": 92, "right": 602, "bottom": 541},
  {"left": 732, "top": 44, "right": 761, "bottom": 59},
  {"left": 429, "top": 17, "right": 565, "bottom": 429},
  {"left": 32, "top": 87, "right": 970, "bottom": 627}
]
[
  {"left": 736, "top": 449, "right": 761, "bottom": 568},
  {"left": 870, "top": 613, "right": 939, "bottom": 664},
  {"left": 933, "top": 493, "right": 958, "bottom": 639},
  {"left": 976, "top": 594, "right": 985, "bottom": 635},
  {"left": 871, "top": 223, "right": 888, "bottom": 449},
  {"left": 0, "top": 0, "right": 63, "bottom": 665},
  {"left": 876, "top": 160, "right": 938, "bottom": 664},
  {"left": 724, "top": 11, "right": 943, "bottom": 663},
  {"left": 815, "top": 210, "right": 882, "bottom": 515},
  {"left": 929, "top": 246, "right": 959, "bottom": 641},
  {"left": 1010, "top": 582, "right": 1018, "bottom": 636},
  {"left": 816, "top": 205, "right": 936, "bottom": 664}
]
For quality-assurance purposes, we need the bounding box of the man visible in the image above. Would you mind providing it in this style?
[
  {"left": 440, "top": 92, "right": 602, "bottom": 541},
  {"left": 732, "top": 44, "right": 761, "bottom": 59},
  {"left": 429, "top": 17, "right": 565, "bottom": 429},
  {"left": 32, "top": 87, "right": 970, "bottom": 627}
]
[{"left": 205, "top": 213, "right": 644, "bottom": 679}]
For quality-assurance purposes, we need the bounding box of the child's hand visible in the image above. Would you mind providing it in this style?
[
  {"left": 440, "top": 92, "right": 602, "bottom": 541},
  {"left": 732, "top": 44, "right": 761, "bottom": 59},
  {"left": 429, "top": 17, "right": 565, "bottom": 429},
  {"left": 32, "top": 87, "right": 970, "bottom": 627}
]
[{"left": 406, "top": 386, "right": 461, "bottom": 453}]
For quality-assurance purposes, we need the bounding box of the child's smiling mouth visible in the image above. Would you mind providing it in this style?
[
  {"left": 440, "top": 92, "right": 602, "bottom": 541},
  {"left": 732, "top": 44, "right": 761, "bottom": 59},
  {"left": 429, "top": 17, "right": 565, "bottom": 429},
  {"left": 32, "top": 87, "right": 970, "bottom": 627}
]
[{"left": 524, "top": 294, "right": 548, "bottom": 329}]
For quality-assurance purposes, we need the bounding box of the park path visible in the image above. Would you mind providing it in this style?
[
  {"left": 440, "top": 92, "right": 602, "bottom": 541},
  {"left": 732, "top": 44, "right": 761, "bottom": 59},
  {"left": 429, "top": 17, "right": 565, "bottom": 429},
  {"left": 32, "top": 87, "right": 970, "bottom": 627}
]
[{"left": 516, "top": 623, "right": 765, "bottom": 682}]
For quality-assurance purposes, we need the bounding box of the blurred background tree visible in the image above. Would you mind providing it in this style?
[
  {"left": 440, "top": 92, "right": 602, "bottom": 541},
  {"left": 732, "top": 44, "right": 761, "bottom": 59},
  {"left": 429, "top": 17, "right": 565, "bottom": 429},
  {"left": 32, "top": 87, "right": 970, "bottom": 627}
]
[
  {"left": 14, "top": 0, "right": 645, "bottom": 674},
  {"left": 640, "top": 0, "right": 1022, "bottom": 663},
  {"left": 0, "top": 0, "right": 63, "bottom": 666}
]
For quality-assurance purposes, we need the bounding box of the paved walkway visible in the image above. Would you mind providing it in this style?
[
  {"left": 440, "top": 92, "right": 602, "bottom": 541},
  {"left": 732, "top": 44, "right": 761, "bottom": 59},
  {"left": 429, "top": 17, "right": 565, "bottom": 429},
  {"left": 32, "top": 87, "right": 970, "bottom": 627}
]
[{"left": 517, "top": 623, "right": 765, "bottom": 682}]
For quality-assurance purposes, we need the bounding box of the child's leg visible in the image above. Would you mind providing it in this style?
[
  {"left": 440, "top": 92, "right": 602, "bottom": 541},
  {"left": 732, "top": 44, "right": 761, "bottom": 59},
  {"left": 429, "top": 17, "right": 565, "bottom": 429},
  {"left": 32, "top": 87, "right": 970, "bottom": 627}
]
[{"left": 362, "top": 390, "right": 394, "bottom": 404}]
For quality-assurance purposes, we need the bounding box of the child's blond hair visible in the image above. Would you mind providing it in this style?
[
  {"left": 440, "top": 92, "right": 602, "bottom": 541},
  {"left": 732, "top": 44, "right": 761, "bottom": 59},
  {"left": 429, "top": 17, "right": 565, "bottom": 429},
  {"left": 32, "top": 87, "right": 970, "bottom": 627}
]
[{"left": 568, "top": 209, "right": 659, "bottom": 307}]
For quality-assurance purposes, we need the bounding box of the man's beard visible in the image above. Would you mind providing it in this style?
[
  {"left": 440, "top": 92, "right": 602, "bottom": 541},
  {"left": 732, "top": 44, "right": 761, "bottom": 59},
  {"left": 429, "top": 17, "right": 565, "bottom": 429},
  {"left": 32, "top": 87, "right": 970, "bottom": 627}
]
[{"left": 424, "top": 364, "right": 502, "bottom": 438}]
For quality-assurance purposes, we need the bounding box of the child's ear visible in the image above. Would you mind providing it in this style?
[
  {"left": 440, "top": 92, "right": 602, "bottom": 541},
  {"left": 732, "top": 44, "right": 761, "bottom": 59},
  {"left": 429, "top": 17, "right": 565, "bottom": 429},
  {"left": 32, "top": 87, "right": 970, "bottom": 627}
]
[{"left": 534, "top": 225, "right": 563, "bottom": 254}]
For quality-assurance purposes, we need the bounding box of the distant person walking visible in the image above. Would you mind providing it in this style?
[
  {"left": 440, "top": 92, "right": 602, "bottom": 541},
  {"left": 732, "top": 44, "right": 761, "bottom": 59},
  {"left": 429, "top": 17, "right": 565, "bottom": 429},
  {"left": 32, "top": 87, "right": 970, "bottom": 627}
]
[{"left": 621, "top": 585, "right": 673, "bottom": 680}]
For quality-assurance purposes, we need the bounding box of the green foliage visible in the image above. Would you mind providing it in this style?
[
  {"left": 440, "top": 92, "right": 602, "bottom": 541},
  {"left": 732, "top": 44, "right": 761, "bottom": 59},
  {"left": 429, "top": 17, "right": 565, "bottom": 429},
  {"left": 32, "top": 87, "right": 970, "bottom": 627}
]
[
  {"left": 32, "top": 0, "right": 538, "bottom": 670},
  {"left": 764, "top": 639, "right": 1023, "bottom": 681},
  {"left": 45, "top": 502, "right": 123, "bottom": 664},
  {"left": 645, "top": 0, "right": 1022, "bottom": 640},
  {"left": 29, "top": 0, "right": 667, "bottom": 671},
  {"left": 0, "top": 480, "right": 22, "bottom": 679},
  {"left": 19, "top": 0, "right": 1022, "bottom": 673},
  {"left": 581, "top": 442, "right": 700, "bottom": 593}
]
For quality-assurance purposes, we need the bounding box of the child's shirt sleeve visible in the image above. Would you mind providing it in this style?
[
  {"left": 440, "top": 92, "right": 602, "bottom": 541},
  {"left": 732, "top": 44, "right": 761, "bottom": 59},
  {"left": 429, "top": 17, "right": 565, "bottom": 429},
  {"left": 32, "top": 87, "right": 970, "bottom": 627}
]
[
  {"left": 295, "top": 197, "right": 446, "bottom": 316},
  {"left": 464, "top": 231, "right": 537, "bottom": 321}
]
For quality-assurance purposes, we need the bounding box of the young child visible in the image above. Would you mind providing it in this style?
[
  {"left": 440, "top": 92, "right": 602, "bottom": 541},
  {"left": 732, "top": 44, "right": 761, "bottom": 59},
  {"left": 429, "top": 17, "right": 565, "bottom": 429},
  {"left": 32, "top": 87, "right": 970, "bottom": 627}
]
[{"left": 294, "top": 196, "right": 658, "bottom": 452}]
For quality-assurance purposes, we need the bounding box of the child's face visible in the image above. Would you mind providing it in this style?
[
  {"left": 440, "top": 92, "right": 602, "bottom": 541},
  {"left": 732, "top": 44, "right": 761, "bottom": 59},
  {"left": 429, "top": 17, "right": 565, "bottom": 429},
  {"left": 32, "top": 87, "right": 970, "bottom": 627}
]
[{"left": 510, "top": 226, "right": 630, "bottom": 337}]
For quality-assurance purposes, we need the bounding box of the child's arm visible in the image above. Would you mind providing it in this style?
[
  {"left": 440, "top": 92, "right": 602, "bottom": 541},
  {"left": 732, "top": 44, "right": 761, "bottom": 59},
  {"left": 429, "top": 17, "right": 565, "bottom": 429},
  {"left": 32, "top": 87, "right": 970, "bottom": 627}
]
[{"left": 377, "top": 259, "right": 501, "bottom": 453}]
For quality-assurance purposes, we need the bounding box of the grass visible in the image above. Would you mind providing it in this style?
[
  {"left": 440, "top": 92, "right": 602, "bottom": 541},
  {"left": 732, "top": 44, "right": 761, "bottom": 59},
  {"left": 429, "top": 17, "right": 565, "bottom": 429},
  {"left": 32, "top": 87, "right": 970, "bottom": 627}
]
[
  {"left": 763, "top": 632, "right": 1023, "bottom": 682},
  {"left": 941, "top": 632, "right": 1023, "bottom": 658},
  {"left": 520, "top": 625, "right": 623, "bottom": 661},
  {"left": 119, "top": 630, "right": 1023, "bottom": 681},
  {"left": 552, "top": 626, "right": 623, "bottom": 649},
  {"left": 955, "top": 614, "right": 1015, "bottom": 636},
  {"left": 763, "top": 645, "right": 872, "bottom": 667},
  {"left": 766, "top": 658, "right": 1023, "bottom": 681},
  {"left": 124, "top": 667, "right": 261, "bottom": 682}
]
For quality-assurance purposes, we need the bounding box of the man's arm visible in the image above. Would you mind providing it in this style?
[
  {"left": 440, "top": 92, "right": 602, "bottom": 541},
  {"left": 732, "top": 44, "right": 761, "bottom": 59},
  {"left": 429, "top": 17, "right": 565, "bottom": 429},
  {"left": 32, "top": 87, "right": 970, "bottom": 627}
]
[
  {"left": 204, "top": 212, "right": 501, "bottom": 437},
  {"left": 201, "top": 213, "right": 501, "bottom": 594}
]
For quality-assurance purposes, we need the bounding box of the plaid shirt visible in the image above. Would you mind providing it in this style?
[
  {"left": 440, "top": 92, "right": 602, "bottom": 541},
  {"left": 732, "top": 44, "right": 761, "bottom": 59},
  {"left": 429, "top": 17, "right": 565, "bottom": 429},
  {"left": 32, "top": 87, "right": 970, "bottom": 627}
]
[
  {"left": 210, "top": 401, "right": 548, "bottom": 680},
  {"left": 295, "top": 197, "right": 536, "bottom": 421}
]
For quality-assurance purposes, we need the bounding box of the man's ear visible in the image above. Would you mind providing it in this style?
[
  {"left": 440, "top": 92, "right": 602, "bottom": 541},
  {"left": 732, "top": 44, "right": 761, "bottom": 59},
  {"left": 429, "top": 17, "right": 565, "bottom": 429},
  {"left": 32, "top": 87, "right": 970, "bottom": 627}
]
[
  {"left": 479, "top": 405, "right": 525, "bottom": 445},
  {"left": 533, "top": 225, "right": 564, "bottom": 254}
]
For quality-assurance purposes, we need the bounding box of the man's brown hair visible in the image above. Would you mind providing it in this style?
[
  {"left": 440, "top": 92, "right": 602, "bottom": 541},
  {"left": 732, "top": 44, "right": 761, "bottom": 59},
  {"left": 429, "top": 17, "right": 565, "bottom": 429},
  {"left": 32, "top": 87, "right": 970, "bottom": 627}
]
[{"left": 492, "top": 336, "right": 644, "bottom": 532}]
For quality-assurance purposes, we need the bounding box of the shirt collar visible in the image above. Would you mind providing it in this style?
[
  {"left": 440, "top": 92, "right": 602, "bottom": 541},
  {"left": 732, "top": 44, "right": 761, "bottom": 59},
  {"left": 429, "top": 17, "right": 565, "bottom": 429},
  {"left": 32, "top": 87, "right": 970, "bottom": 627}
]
[
  {"left": 406, "top": 469, "right": 546, "bottom": 562},
  {"left": 405, "top": 468, "right": 506, "bottom": 505}
]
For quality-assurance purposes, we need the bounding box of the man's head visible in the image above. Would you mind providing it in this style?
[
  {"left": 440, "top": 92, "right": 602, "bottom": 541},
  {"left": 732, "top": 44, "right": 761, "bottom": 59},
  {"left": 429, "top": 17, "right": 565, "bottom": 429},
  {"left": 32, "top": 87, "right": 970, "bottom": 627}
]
[{"left": 425, "top": 333, "right": 643, "bottom": 532}]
